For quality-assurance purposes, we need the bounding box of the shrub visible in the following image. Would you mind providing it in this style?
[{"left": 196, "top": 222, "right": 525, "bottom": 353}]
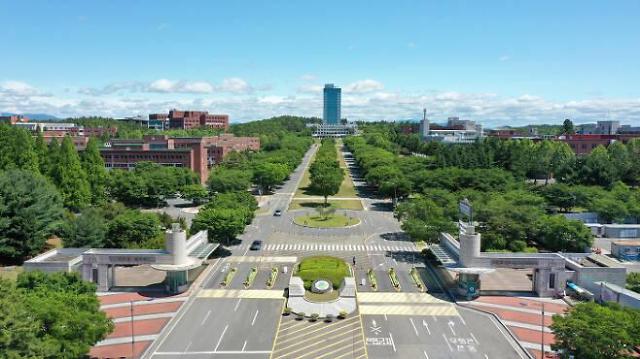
[
  {"left": 283, "top": 307, "right": 292, "bottom": 316},
  {"left": 325, "top": 314, "right": 334, "bottom": 322},
  {"left": 310, "top": 313, "right": 320, "bottom": 322},
  {"left": 338, "top": 310, "right": 348, "bottom": 319},
  {"left": 296, "top": 312, "right": 305, "bottom": 320},
  {"left": 297, "top": 256, "right": 350, "bottom": 290}
]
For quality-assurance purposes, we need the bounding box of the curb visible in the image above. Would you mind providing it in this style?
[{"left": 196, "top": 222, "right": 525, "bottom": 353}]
[{"left": 292, "top": 217, "right": 362, "bottom": 229}]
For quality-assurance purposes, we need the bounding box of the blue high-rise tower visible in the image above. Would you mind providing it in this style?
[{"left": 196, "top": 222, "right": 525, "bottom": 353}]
[{"left": 323, "top": 84, "right": 341, "bottom": 124}]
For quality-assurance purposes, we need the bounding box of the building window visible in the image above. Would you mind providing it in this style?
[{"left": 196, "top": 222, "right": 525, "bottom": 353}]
[{"left": 549, "top": 273, "right": 556, "bottom": 289}]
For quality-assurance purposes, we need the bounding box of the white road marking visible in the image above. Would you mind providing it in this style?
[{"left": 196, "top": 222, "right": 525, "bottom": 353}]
[
  {"left": 154, "top": 350, "right": 272, "bottom": 355},
  {"left": 422, "top": 319, "right": 431, "bottom": 335},
  {"left": 448, "top": 320, "right": 456, "bottom": 336},
  {"left": 389, "top": 332, "right": 397, "bottom": 352},
  {"left": 234, "top": 299, "right": 242, "bottom": 312},
  {"left": 184, "top": 341, "right": 192, "bottom": 353},
  {"left": 409, "top": 318, "right": 419, "bottom": 337},
  {"left": 484, "top": 354, "right": 489, "bottom": 359},
  {"left": 459, "top": 315, "right": 467, "bottom": 326},
  {"left": 470, "top": 332, "right": 479, "bottom": 344},
  {"left": 384, "top": 314, "right": 388, "bottom": 321},
  {"left": 214, "top": 324, "right": 229, "bottom": 351},
  {"left": 242, "top": 340, "right": 247, "bottom": 351},
  {"left": 200, "top": 310, "right": 211, "bottom": 325},
  {"left": 251, "top": 310, "right": 259, "bottom": 326},
  {"left": 443, "top": 334, "right": 453, "bottom": 352},
  {"left": 423, "top": 351, "right": 430, "bottom": 359}
]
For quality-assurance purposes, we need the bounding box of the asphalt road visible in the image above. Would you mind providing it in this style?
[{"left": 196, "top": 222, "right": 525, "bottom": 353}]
[
  {"left": 364, "top": 306, "right": 525, "bottom": 359},
  {"left": 144, "top": 143, "right": 529, "bottom": 359}
]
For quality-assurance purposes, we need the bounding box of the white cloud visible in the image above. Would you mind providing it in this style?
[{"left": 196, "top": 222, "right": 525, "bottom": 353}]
[
  {"left": 148, "top": 79, "right": 177, "bottom": 93},
  {"left": 219, "top": 78, "right": 252, "bottom": 93},
  {"left": 499, "top": 55, "right": 511, "bottom": 62},
  {"left": 1, "top": 81, "right": 41, "bottom": 96},
  {"left": 345, "top": 79, "right": 384, "bottom": 93},
  {"left": 3, "top": 79, "right": 640, "bottom": 126}
]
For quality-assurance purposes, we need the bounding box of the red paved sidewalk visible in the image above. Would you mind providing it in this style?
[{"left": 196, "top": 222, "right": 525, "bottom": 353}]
[
  {"left": 463, "top": 296, "right": 569, "bottom": 359},
  {"left": 90, "top": 341, "right": 151, "bottom": 359},
  {"left": 104, "top": 302, "right": 183, "bottom": 319}
]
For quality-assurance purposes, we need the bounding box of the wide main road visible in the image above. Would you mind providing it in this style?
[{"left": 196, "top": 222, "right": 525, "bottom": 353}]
[{"left": 144, "top": 142, "right": 528, "bottom": 359}]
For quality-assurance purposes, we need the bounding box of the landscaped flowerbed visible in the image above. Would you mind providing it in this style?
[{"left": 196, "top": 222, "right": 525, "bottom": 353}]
[{"left": 297, "top": 256, "right": 350, "bottom": 290}]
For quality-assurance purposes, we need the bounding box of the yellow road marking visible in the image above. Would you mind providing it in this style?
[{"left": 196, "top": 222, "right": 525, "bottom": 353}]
[
  {"left": 277, "top": 316, "right": 331, "bottom": 337},
  {"left": 197, "top": 289, "right": 284, "bottom": 299},
  {"left": 226, "top": 256, "right": 298, "bottom": 263},
  {"left": 357, "top": 312, "right": 369, "bottom": 359},
  {"left": 307, "top": 329, "right": 364, "bottom": 359},
  {"left": 275, "top": 316, "right": 359, "bottom": 349},
  {"left": 357, "top": 292, "right": 450, "bottom": 304},
  {"left": 274, "top": 334, "right": 359, "bottom": 359},
  {"left": 358, "top": 304, "right": 459, "bottom": 316},
  {"left": 269, "top": 301, "right": 285, "bottom": 359},
  {"left": 331, "top": 342, "right": 366, "bottom": 359}
]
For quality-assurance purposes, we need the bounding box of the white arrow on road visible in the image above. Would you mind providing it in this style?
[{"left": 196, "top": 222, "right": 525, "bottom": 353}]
[
  {"left": 372, "top": 319, "right": 377, "bottom": 327},
  {"left": 448, "top": 320, "right": 456, "bottom": 336},
  {"left": 422, "top": 319, "right": 431, "bottom": 335}
]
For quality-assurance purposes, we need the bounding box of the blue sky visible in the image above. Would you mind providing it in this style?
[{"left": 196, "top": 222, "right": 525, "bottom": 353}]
[{"left": 1, "top": 0, "right": 639, "bottom": 126}]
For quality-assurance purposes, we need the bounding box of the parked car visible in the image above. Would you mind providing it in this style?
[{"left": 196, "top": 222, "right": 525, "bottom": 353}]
[
  {"left": 274, "top": 209, "right": 283, "bottom": 216},
  {"left": 250, "top": 240, "right": 263, "bottom": 251}
]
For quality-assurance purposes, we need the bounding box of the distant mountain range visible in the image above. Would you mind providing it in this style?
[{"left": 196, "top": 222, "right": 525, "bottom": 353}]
[{"left": 1, "top": 112, "right": 61, "bottom": 121}]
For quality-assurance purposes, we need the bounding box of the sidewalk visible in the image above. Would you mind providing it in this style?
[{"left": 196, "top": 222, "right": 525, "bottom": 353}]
[{"left": 460, "top": 296, "right": 569, "bottom": 359}]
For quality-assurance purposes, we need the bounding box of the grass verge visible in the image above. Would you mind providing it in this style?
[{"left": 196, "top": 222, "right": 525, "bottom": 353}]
[
  {"left": 388, "top": 268, "right": 401, "bottom": 291},
  {"left": 221, "top": 267, "right": 237, "bottom": 287},
  {"left": 410, "top": 267, "right": 426, "bottom": 292},
  {"left": 243, "top": 267, "right": 258, "bottom": 288},
  {"left": 266, "top": 267, "right": 278, "bottom": 288},
  {"left": 288, "top": 199, "right": 363, "bottom": 211},
  {"left": 367, "top": 268, "right": 378, "bottom": 291},
  {"left": 293, "top": 214, "right": 360, "bottom": 228}
]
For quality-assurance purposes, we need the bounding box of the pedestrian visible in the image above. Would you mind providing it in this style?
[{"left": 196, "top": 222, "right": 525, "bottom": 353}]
[{"left": 352, "top": 256, "right": 356, "bottom": 266}]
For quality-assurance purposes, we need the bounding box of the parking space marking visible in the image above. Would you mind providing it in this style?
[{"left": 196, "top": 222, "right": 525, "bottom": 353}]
[{"left": 214, "top": 324, "right": 229, "bottom": 351}]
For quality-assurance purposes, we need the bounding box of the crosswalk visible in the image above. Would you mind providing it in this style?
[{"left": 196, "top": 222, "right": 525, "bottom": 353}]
[{"left": 236, "top": 243, "right": 418, "bottom": 252}]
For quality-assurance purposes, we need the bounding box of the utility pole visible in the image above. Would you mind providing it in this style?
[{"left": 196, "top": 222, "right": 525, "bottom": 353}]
[
  {"left": 541, "top": 302, "right": 545, "bottom": 358},
  {"left": 131, "top": 300, "right": 135, "bottom": 359}
]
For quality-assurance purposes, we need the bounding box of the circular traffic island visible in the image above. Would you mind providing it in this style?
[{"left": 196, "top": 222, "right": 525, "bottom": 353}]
[{"left": 293, "top": 214, "right": 360, "bottom": 228}]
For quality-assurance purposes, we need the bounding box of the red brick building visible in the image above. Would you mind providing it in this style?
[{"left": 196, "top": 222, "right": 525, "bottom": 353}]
[
  {"left": 556, "top": 134, "right": 640, "bottom": 155},
  {"left": 0, "top": 115, "right": 29, "bottom": 124},
  {"left": 100, "top": 134, "right": 259, "bottom": 183},
  {"left": 42, "top": 133, "right": 90, "bottom": 150},
  {"left": 167, "top": 110, "right": 229, "bottom": 130}
]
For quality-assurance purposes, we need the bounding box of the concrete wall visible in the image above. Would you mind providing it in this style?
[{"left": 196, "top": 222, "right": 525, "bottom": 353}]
[{"left": 597, "top": 282, "right": 640, "bottom": 309}]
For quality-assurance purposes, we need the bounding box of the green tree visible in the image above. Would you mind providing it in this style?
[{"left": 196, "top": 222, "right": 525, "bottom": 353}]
[
  {"left": 379, "top": 174, "right": 412, "bottom": 207},
  {"left": 0, "top": 125, "right": 39, "bottom": 173},
  {"left": 50, "top": 136, "right": 91, "bottom": 210},
  {"left": 627, "top": 272, "right": 640, "bottom": 293},
  {"left": 0, "top": 271, "right": 113, "bottom": 358},
  {"left": 105, "top": 210, "right": 162, "bottom": 248},
  {"left": 207, "top": 168, "right": 252, "bottom": 193},
  {"left": 81, "top": 137, "right": 108, "bottom": 204},
  {"left": 395, "top": 197, "right": 456, "bottom": 243},
  {"left": 181, "top": 184, "right": 210, "bottom": 205},
  {"left": 536, "top": 215, "right": 593, "bottom": 252},
  {"left": 561, "top": 118, "right": 575, "bottom": 134},
  {"left": 62, "top": 207, "right": 108, "bottom": 248},
  {"left": 551, "top": 302, "right": 640, "bottom": 359},
  {"left": 580, "top": 146, "right": 616, "bottom": 187},
  {"left": 191, "top": 207, "right": 246, "bottom": 244},
  {"left": 0, "top": 170, "right": 65, "bottom": 263},
  {"left": 252, "top": 162, "right": 288, "bottom": 194}
]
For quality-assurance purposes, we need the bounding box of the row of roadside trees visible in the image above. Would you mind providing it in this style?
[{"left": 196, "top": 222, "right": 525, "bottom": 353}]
[{"left": 308, "top": 139, "right": 345, "bottom": 206}]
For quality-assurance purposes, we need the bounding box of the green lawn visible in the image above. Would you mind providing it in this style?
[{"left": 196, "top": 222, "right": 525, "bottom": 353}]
[
  {"left": 296, "top": 256, "right": 350, "bottom": 290},
  {"left": 0, "top": 266, "right": 23, "bottom": 281},
  {"left": 294, "top": 140, "right": 358, "bottom": 199},
  {"left": 293, "top": 214, "right": 360, "bottom": 228},
  {"left": 288, "top": 199, "right": 363, "bottom": 211}
]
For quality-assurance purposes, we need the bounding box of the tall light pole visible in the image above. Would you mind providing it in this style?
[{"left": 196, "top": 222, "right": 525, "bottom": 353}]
[
  {"left": 541, "top": 302, "right": 545, "bottom": 358},
  {"left": 130, "top": 300, "right": 135, "bottom": 359}
]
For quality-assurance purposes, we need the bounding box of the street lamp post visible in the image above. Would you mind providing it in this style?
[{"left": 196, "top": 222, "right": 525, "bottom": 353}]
[
  {"left": 541, "top": 302, "right": 545, "bottom": 358},
  {"left": 130, "top": 301, "right": 134, "bottom": 359}
]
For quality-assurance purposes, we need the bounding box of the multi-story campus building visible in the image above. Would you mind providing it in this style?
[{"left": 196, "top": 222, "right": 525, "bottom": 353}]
[
  {"left": 100, "top": 134, "right": 259, "bottom": 183},
  {"left": 323, "top": 84, "right": 341, "bottom": 125},
  {"left": 420, "top": 111, "right": 484, "bottom": 143},
  {"left": 166, "top": 110, "right": 229, "bottom": 130}
]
